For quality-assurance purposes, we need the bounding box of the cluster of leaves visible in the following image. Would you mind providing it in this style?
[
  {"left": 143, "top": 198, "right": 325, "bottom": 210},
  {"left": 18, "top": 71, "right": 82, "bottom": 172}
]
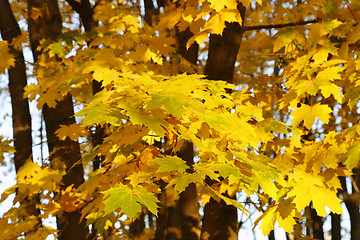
[{"left": 2, "top": 0, "right": 360, "bottom": 238}]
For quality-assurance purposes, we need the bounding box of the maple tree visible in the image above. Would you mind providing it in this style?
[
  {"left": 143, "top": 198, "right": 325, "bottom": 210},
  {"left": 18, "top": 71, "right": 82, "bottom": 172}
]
[{"left": 1, "top": 0, "right": 360, "bottom": 239}]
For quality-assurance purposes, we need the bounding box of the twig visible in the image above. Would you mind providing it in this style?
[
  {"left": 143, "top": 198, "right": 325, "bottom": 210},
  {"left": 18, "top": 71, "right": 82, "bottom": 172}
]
[{"left": 243, "top": 19, "right": 319, "bottom": 32}]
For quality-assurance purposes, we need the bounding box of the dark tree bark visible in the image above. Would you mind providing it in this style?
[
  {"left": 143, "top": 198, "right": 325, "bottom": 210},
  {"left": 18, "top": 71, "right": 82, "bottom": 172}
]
[
  {"left": 65, "top": 0, "right": 97, "bottom": 32},
  {"left": 204, "top": 7, "right": 245, "bottom": 84},
  {"left": 144, "top": 0, "right": 156, "bottom": 25},
  {"left": 268, "top": 230, "right": 275, "bottom": 240},
  {"left": 129, "top": 211, "right": 146, "bottom": 237},
  {"left": 155, "top": 181, "right": 168, "bottom": 240},
  {"left": 341, "top": 173, "right": 360, "bottom": 240},
  {"left": 166, "top": 204, "right": 182, "bottom": 240},
  {"left": 200, "top": 4, "right": 246, "bottom": 240},
  {"left": 331, "top": 212, "right": 341, "bottom": 240},
  {"left": 65, "top": 0, "right": 107, "bottom": 173},
  {"left": 0, "top": 0, "right": 40, "bottom": 222},
  {"left": 0, "top": 0, "right": 33, "bottom": 175},
  {"left": 27, "top": 0, "right": 88, "bottom": 239},
  {"left": 178, "top": 142, "right": 201, "bottom": 240},
  {"left": 310, "top": 207, "right": 324, "bottom": 240},
  {"left": 173, "top": 15, "right": 201, "bottom": 239}
]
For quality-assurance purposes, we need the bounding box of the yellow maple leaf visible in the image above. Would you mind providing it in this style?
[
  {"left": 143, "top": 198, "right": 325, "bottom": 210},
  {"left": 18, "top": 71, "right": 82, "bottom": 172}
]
[
  {"left": 144, "top": 47, "right": 163, "bottom": 65},
  {"left": 92, "top": 67, "right": 120, "bottom": 86},
  {"left": 288, "top": 170, "right": 342, "bottom": 216},
  {"left": 56, "top": 124, "right": 88, "bottom": 141},
  {"left": 60, "top": 185, "right": 82, "bottom": 213},
  {"left": 187, "top": 31, "right": 209, "bottom": 49},
  {"left": 207, "top": 0, "right": 238, "bottom": 12},
  {"left": 0, "top": 41, "right": 15, "bottom": 74},
  {"left": 307, "top": 20, "right": 342, "bottom": 45},
  {"left": 258, "top": 206, "right": 276, "bottom": 235},
  {"left": 273, "top": 30, "right": 296, "bottom": 53},
  {"left": 256, "top": 201, "right": 296, "bottom": 235},
  {"left": 291, "top": 103, "right": 332, "bottom": 129},
  {"left": 205, "top": 14, "right": 226, "bottom": 35},
  {"left": 312, "top": 48, "right": 330, "bottom": 65},
  {"left": 142, "top": 130, "right": 161, "bottom": 145}
]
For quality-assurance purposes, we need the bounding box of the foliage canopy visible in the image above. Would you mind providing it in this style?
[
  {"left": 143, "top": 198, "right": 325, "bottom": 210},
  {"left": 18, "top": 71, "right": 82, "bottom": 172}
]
[{"left": 1, "top": 0, "right": 360, "bottom": 239}]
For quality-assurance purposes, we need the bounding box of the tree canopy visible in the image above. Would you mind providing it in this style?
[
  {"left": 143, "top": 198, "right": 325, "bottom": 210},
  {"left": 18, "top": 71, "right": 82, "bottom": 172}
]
[{"left": 1, "top": 0, "right": 360, "bottom": 239}]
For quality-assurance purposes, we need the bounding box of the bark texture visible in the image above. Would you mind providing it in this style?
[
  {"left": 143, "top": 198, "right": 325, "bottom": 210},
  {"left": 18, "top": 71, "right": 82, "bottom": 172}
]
[
  {"left": 331, "top": 212, "right": 341, "bottom": 240},
  {"left": 27, "top": 0, "right": 88, "bottom": 239},
  {"left": 310, "top": 207, "right": 324, "bottom": 240},
  {"left": 175, "top": 22, "right": 201, "bottom": 240},
  {"left": 0, "top": 0, "right": 33, "bottom": 174},
  {"left": 341, "top": 172, "right": 360, "bottom": 240},
  {"left": 0, "top": 0, "right": 40, "bottom": 221}
]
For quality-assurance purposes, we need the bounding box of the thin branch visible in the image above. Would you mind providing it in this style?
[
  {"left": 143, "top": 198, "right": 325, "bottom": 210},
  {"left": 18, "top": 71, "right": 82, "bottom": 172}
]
[
  {"left": 243, "top": 19, "right": 319, "bottom": 32},
  {"left": 348, "top": 4, "right": 358, "bottom": 21},
  {"left": 93, "top": 0, "right": 102, "bottom": 10}
]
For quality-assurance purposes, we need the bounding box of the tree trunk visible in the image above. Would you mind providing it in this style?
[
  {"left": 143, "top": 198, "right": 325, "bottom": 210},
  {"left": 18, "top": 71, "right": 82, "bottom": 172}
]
[
  {"left": 65, "top": 0, "right": 107, "bottom": 173},
  {"left": 129, "top": 211, "right": 145, "bottom": 237},
  {"left": 268, "top": 230, "right": 275, "bottom": 240},
  {"left": 65, "top": 0, "right": 96, "bottom": 32},
  {"left": 0, "top": 0, "right": 32, "bottom": 176},
  {"left": 177, "top": 141, "right": 201, "bottom": 240},
  {"left": 341, "top": 173, "right": 360, "bottom": 240},
  {"left": 0, "top": 0, "right": 40, "bottom": 221},
  {"left": 175, "top": 18, "right": 201, "bottom": 239},
  {"left": 331, "top": 212, "right": 341, "bottom": 240},
  {"left": 155, "top": 181, "right": 167, "bottom": 240},
  {"left": 201, "top": 4, "right": 246, "bottom": 240},
  {"left": 310, "top": 207, "right": 324, "bottom": 240},
  {"left": 27, "top": 0, "right": 88, "bottom": 239}
]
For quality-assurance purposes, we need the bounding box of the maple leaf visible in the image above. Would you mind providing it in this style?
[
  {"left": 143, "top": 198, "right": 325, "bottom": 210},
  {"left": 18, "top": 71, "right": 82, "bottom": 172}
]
[
  {"left": 153, "top": 156, "right": 189, "bottom": 173},
  {"left": 122, "top": 102, "right": 167, "bottom": 137},
  {"left": 344, "top": 142, "right": 360, "bottom": 169},
  {"left": 147, "top": 92, "right": 192, "bottom": 118},
  {"left": 207, "top": 0, "right": 238, "bottom": 12},
  {"left": 92, "top": 67, "right": 120, "bottom": 86},
  {"left": 142, "top": 130, "right": 161, "bottom": 145},
  {"left": 187, "top": 31, "right": 209, "bottom": 49},
  {"left": 132, "top": 186, "right": 159, "bottom": 216},
  {"left": 0, "top": 41, "right": 15, "bottom": 74},
  {"left": 312, "top": 47, "right": 331, "bottom": 65},
  {"left": 291, "top": 103, "right": 332, "bottom": 129},
  {"left": 257, "top": 206, "right": 276, "bottom": 235},
  {"left": 273, "top": 28, "right": 297, "bottom": 53},
  {"left": 76, "top": 103, "right": 125, "bottom": 126},
  {"left": 102, "top": 183, "right": 159, "bottom": 219},
  {"left": 56, "top": 124, "right": 88, "bottom": 141},
  {"left": 59, "top": 185, "right": 82, "bottom": 212},
  {"left": 168, "top": 173, "right": 204, "bottom": 192},
  {"left": 288, "top": 170, "right": 343, "bottom": 216},
  {"left": 17, "top": 161, "right": 63, "bottom": 195},
  {"left": 137, "top": 146, "right": 161, "bottom": 169},
  {"left": 47, "top": 42, "right": 67, "bottom": 58},
  {"left": 103, "top": 184, "right": 142, "bottom": 219}
]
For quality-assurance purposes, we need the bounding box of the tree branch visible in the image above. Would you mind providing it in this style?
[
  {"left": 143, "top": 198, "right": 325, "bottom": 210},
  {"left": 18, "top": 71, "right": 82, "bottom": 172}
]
[
  {"left": 243, "top": 19, "right": 319, "bottom": 32},
  {"left": 65, "top": 0, "right": 82, "bottom": 13}
]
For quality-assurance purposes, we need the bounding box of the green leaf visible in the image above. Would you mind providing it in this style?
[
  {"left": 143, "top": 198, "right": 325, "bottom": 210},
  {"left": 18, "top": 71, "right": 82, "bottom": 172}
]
[
  {"left": 168, "top": 173, "right": 204, "bottom": 192},
  {"left": 103, "top": 183, "right": 159, "bottom": 219},
  {"left": 76, "top": 103, "right": 124, "bottom": 126},
  {"left": 147, "top": 93, "right": 191, "bottom": 118},
  {"left": 153, "top": 156, "right": 189, "bottom": 173},
  {"left": 122, "top": 101, "right": 167, "bottom": 137},
  {"left": 345, "top": 142, "right": 360, "bottom": 169},
  {"left": 133, "top": 186, "right": 159, "bottom": 216},
  {"left": 102, "top": 184, "right": 141, "bottom": 219},
  {"left": 209, "top": 163, "right": 241, "bottom": 178}
]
